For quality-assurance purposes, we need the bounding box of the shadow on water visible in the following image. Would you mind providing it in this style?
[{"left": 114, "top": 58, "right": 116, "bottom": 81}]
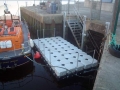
[
  {"left": 33, "top": 58, "right": 97, "bottom": 90},
  {"left": 0, "top": 61, "right": 34, "bottom": 90},
  {"left": 0, "top": 58, "right": 97, "bottom": 90}
]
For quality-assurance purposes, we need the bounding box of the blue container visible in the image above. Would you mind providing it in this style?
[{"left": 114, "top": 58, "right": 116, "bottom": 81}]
[{"left": 51, "top": 3, "right": 56, "bottom": 14}]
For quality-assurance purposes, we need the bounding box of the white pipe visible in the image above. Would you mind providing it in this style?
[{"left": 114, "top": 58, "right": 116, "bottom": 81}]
[
  {"left": 105, "top": 22, "right": 110, "bottom": 36},
  {"left": 105, "top": 22, "right": 110, "bottom": 48}
]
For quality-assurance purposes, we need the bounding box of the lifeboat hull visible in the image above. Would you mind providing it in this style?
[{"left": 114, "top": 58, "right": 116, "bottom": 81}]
[{"left": 0, "top": 52, "right": 33, "bottom": 69}]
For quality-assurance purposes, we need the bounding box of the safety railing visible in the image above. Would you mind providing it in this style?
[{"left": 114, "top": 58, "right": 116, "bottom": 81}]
[
  {"left": 73, "top": 5, "right": 83, "bottom": 25},
  {"left": 66, "top": 1, "right": 83, "bottom": 25},
  {"left": 37, "top": 28, "right": 56, "bottom": 39}
]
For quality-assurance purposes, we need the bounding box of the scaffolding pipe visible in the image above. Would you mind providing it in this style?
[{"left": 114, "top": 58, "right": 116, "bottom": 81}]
[
  {"left": 81, "top": 15, "right": 86, "bottom": 50},
  {"left": 54, "top": 28, "right": 55, "bottom": 37},
  {"left": 37, "top": 30, "right": 40, "bottom": 48},
  {"left": 43, "top": 29, "right": 44, "bottom": 38},
  {"left": 63, "top": 12, "right": 66, "bottom": 39},
  {"left": 26, "top": 2, "right": 27, "bottom": 7},
  {"left": 105, "top": 22, "right": 110, "bottom": 35},
  {"left": 68, "top": 0, "right": 70, "bottom": 14},
  {"left": 111, "top": 0, "right": 120, "bottom": 35},
  {"left": 105, "top": 22, "right": 110, "bottom": 44},
  {"left": 34, "top": 0, "right": 35, "bottom": 5}
]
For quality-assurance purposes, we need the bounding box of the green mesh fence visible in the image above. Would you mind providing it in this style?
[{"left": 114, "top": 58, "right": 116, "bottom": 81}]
[
  {"left": 110, "top": 34, "right": 116, "bottom": 46},
  {"left": 110, "top": 0, "right": 120, "bottom": 51}
]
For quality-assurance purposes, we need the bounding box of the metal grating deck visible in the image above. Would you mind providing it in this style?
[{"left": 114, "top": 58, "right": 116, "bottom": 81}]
[{"left": 33, "top": 37, "right": 98, "bottom": 78}]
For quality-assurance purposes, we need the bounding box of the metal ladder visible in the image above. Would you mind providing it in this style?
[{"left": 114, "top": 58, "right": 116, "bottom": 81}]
[
  {"left": 67, "top": 6, "right": 83, "bottom": 48},
  {"left": 67, "top": 19, "right": 82, "bottom": 48}
]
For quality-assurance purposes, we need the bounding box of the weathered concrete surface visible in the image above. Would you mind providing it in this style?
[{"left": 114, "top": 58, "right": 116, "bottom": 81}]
[
  {"left": 62, "top": 3, "right": 113, "bottom": 23},
  {"left": 86, "top": 20, "right": 106, "bottom": 35},
  {"left": 71, "top": 3, "right": 120, "bottom": 90},
  {"left": 92, "top": 0, "right": 120, "bottom": 89},
  {"left": 20, "top": 6, "right": 63, "bottom": 24},
  {"left": 84, "top": 0, "right": 114, "bottom": 12},
  {"left": 93, "top": 25, "right": 120, "bottom": 90}
]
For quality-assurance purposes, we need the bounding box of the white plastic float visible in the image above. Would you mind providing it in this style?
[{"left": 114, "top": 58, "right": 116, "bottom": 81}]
[
  {"left": 33, "top": 37, "right": 98, "bottom": 77},
  {"left": 0, "top": 40, "right": 12, "bottom": 49}
]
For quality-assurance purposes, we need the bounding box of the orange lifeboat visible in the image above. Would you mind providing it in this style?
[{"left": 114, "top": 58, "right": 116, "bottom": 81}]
[
  {"left": 0, "top": 28, "right": 4, "bottom": 35},
  {"left": 8, "top": 27, "right": 16, "bottom": 35}
]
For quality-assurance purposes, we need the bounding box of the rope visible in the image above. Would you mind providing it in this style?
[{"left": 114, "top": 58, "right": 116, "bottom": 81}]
[{"left": 24, "top": 54, "right": 97, "bottom": 79}]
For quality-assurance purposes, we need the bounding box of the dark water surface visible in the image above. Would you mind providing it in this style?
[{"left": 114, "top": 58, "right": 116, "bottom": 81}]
[{"left": 0, "top": 59, "right": 96, "bottom": 90}]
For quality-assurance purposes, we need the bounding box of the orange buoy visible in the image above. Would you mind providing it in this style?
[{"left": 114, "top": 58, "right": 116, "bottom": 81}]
[{"left": 34, "top": 51, "right": 41, "bottom": 59}]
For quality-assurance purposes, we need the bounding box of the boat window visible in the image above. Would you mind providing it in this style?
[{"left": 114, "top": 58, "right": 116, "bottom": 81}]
[
  {"left": 14, "top": 21, "right": 19, "bottom": 26},
  {"left": 10, "top": 27, "right": 14, "bottom": 31}
]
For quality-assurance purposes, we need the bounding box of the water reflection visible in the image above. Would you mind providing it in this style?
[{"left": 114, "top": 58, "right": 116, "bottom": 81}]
[
  {"left": 33, "top": 58, "right": 96, "bottom": 90},
  {"left": 0, "top": 61, "right": 34, "bottom": 90},
  {"left": 0, "top": 59, "right": 96, "bottom": 90}
]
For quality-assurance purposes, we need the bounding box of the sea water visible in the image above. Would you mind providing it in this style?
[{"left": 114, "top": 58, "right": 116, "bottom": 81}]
[{"left": 0, "top": 0, "right": 95, "bottom": 90}]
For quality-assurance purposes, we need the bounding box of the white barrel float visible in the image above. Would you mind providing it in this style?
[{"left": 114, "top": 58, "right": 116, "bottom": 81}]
[
  {"left": 0, "top": 41, "right": 6, "bottom": 49},
  {"left": 6, "top": 40, "right": 12, "bottom": 48},
  {"left": 0, "top": 40, "right": 12, "bottom": 49}
]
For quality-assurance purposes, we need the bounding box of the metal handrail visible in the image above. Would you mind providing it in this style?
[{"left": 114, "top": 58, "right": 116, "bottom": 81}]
[
  {"left": 67, "top": 12, "right": 81, "bottom": 48},
  {"left": 73, "top": 5, "right": 83, "bottom": 25}
]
